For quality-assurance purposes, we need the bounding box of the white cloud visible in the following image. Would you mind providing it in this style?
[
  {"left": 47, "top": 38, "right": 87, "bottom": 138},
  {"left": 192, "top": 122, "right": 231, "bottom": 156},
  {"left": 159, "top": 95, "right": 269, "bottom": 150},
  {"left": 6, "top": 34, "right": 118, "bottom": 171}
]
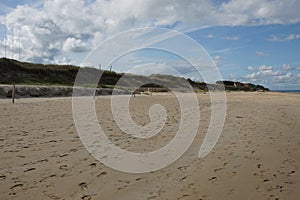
[
  {"left": 245, "top": 72, "right": 257, "bottom": 79},
  {"left": 213, "top": 55, "right": 222, "bottom": 66},
  {"left": 255, "top": 51, "right": 269, "bottom": 56},
  {"left": 282, "top": 64, "right": 293, "bottom": 70},
  {"left": 224, "top": 36, "right": 240, "bottom": 40},
  {"left": 269, "top": 34, "right": 300, "bottom": 42},
  {"left": 247, "top": 66, "right": 255, "bottom": 71},
  {"left": 242, "top": 64, "right": 300, "bottom": 87},
  {"left": 62, "top": 37, "right": 90, "bottom": 52},
  {"left": 206, "top": 34, "right": 214, "bottom": 38},
  {"left": 277, "top": 72, "right": 293, "bottom": 81},
  {"left": 213, "top": 46, "right": 245, "bottom": 54},
  {"left": 258, "top": 65, "right": 272, "bottom": 71},
  {"left": 282, "top": 64, "right": 300, "bottom": 71},
  {"left": 286, "top": 34, "right": 300, "bottom": 40},
  {"left": 213, "top": 55, "right": 221, "bottom": 60},
  {"left": 0, "top": 0, "right": 300, "bottom": 63},
  {"left": 218, "top": 0, "right": 300, "bottom": 25}
]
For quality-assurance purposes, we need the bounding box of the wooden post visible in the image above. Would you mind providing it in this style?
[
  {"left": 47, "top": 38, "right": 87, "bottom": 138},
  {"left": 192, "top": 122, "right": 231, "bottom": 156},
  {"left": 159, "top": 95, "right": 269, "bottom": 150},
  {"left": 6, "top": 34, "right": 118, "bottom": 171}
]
[
  {"left": 93, "top": 88, "right": 96, "bottom": 100},
  {"left": 148, "top": 88, "right": 152, "bottom": 96},
  {"left": 12, "top": 84, "right": 15, "bottom": 104}
]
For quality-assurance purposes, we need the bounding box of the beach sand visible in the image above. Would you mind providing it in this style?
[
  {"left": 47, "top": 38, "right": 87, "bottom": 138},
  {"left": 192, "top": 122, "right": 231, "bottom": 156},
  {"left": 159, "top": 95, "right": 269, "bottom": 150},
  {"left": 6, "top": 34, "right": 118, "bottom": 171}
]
[{"left": 0, "top": 92, "right": 299, "bottom": 199}]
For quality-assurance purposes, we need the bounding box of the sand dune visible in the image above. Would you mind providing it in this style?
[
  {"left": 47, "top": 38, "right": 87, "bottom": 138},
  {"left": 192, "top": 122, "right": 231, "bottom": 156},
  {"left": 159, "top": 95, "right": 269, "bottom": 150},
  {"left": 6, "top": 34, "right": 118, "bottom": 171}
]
[{"left": 0, "top": 92, "right": 299, "bottom": 199}]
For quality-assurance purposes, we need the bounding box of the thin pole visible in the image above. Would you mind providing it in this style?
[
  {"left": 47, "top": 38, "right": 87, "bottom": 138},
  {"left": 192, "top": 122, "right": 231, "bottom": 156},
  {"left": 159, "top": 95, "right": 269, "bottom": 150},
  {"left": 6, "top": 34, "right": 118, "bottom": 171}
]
[
  {"left": 12, "top": 84, "right": 15, "bottom": 104},
  {"left": 12, "top": 29, "right": 14, "bottom": 59},
  {"left": 18, "top": 33, "right": 21, "bottom": 61},
  {"left": 4, "top": 16, "right": 7, "bottom": 58}
]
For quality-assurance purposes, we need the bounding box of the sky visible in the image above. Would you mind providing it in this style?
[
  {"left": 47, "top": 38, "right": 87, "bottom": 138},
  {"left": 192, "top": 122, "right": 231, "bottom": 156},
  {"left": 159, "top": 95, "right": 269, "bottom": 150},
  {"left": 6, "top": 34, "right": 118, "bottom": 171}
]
[{"left": 0, "top": 0, "right": 299, "bottom": 90}]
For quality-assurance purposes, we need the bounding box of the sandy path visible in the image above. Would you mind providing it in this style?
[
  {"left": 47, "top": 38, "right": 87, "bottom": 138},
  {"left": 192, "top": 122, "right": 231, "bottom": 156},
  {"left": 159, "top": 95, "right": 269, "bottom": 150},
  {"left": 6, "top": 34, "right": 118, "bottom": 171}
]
[{"left": 0, "top": 92, "right": 299, "bottom": 199}]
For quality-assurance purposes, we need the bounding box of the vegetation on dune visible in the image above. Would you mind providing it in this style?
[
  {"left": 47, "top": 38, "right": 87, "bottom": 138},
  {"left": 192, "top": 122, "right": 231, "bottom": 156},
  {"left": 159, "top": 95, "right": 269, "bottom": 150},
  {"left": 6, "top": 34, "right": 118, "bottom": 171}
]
[
  {"left": 0, "top": 57, "right": 269, "bottom": 92},
  {"left": 0, "top": 57, "right": 78, "bottom": 86}
]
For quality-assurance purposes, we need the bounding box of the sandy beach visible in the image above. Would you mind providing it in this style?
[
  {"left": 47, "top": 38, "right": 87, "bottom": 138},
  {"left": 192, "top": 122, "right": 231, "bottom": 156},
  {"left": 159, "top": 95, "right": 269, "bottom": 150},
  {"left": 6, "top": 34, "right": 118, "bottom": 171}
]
[{"left": 0, "top": 92, "right": 299, "bottom": 200}]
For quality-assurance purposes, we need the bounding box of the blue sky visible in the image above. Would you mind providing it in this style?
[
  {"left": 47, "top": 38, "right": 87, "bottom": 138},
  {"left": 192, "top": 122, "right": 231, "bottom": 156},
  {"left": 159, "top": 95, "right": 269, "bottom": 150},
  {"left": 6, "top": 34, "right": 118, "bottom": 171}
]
[{"left": 0, "top": 0, "right": 300, "bottom": 90}]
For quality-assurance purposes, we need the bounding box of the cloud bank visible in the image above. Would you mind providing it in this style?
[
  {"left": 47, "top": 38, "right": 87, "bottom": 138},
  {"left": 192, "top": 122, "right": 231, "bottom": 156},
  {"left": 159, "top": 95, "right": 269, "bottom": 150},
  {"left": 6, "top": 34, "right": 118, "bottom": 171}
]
[
  {"left": 0, "top": 0, "right": 300, "bottom": 63},
  {"left": 242, "top": 64, "right": 300, "bottom": 89}
]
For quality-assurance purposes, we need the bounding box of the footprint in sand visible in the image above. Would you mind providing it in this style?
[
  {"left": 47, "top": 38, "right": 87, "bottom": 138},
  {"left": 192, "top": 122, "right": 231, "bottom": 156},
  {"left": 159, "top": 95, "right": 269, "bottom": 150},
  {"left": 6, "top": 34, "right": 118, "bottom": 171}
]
[
  {"left": 37, "top": 158, "right": 48, "bottom": 163},
  {"left": 10, "top": 183, "right": 23, "bottom": 190},
  {"left": 59, "top": 153, "right": 69, "bottom": 158},
  {"left": 117, "top": 185, "right": 128, "bottom": 191},
  {"left": 116, "top": 180, "right": 131, "bottom": 191},
  {"left": 214, "top": 167, "right": 224, "bottom": 172},
  {"left": 177, "top": 165, "right": 189, "bottom": 171},
  {"left": 288, "top": 170, "right": 295, "bottom": 175},
  {"left": 0, "top": 175, "right": 6, "bottom": 180},
  {"left": 257, "top": 164, "right": 262, "bottom": 168},
  {"left": 24, "top": 167, "right": 36, "bottom": 172},
  {"left": 59, "top": 164, "right": 68, "bottom": 170},
  {"left": 79, "top": 182, "right": 88, "bottom": 190},
  {"left": 208, "top": 176, "right": 217, "bottom": 181},
  {"left": 179, "top": 176, "right": 187, "bottom": 181},
  {"left": 89, "top": 162, "right": 97, "bottom": 167},
  {"left": 39, "top": 174, "right": 56, "bottom": 183},
  {"left": 81, "top": 194, "right": 94, "bottom": 200},
  {"left": 97, "top": 171, "right": 107, "bottom": 177},
  {"left": 147, "top": 195, "right": 158, "bottom": 200},
  {"left": 69, "top": 148, "right": 78, "bottom": 153},
  {"left": 177, "top": 194, "right": 189, "bottom": 199}
]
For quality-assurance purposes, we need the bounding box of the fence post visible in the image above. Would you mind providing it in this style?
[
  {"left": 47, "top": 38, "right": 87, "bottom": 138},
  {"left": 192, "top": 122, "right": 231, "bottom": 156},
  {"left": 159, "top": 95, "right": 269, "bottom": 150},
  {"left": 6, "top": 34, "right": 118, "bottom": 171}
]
[{"left": 12, "top": 84, "right": 15, "bottom": 104}]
